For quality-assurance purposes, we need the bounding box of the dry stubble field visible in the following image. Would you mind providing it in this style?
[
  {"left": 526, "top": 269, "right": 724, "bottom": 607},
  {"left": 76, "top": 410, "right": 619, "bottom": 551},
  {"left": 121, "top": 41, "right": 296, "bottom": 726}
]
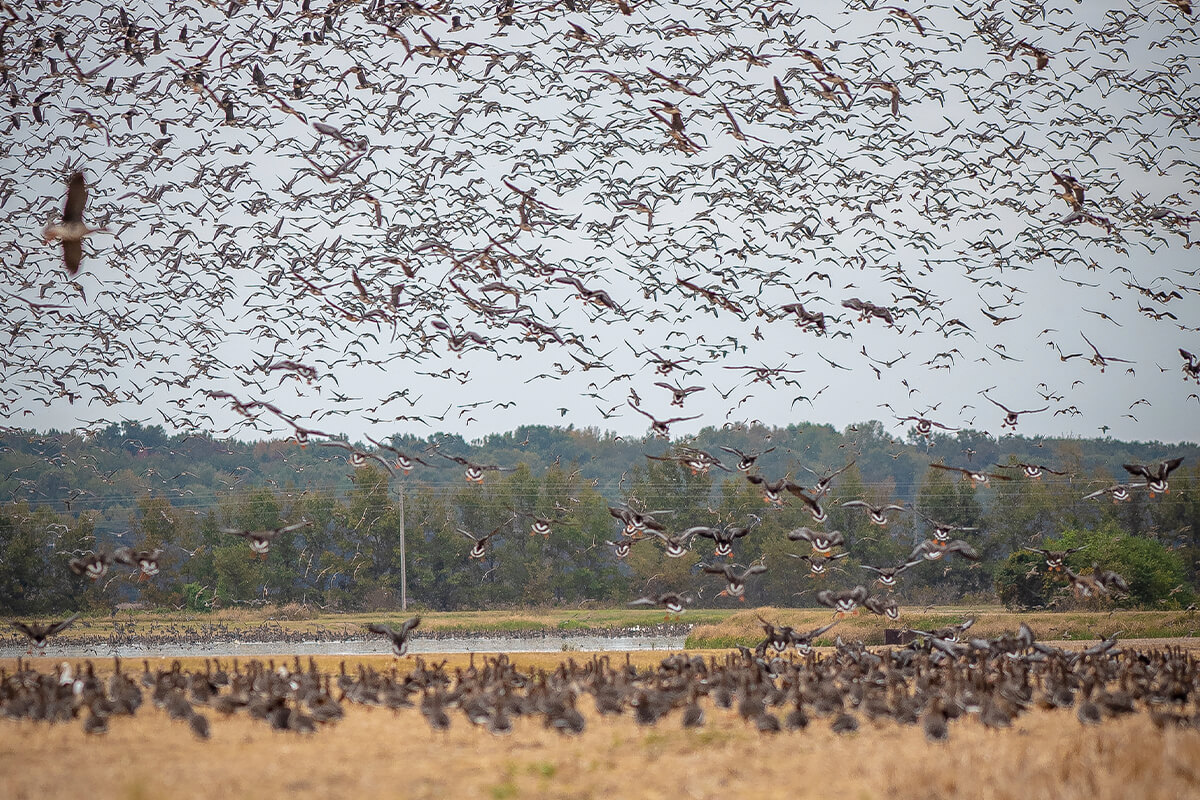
[{"left": 2, "top": 648, "right": 1199, "bottom": 800}]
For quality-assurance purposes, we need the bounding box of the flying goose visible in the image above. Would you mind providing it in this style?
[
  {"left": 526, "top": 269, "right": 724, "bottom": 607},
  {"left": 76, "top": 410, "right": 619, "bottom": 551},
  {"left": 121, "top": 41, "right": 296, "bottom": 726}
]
[
  {"left": 702, "top": 562, "right": 767, "bottom": 600},
  {"left": 42, "top": 171, "right": 107, "bottom": 275},
  {"left": 11, "top": 613, "right": 80, "bottom": 651},
  {"left": 786, "top": 526, "right": 845, "bottom": 555},
  {"left": 1122, "top": 457, "right": 1184, "bottom": 495},
  {"left": 367, "top": 616, "right": 421, "bottom": 657},
  {"left": 839, "top": 500, "right": 908, "bottom": 526},
  {"left": 221, "top": 519, "right": 312, "bottom": 557}
]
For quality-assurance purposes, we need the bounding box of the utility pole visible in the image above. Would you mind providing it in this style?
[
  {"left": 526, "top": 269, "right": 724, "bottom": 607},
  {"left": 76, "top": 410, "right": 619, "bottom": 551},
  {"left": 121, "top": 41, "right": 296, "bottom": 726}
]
[{"left": 399, "top": 484, "right": 407, "bottom": 611}]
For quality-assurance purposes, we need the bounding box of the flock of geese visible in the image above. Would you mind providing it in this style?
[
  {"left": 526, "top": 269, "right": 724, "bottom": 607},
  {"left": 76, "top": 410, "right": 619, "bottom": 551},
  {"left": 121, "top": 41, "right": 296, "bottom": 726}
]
[
  {"left": 2, "top": 0, "right": 1199, "bottom": 450},
  {"left": 2, "top": 627, "right": 1199, "bottom": 741},
  {"left": 7, "top": 449, "right": 1184, "bottom": 659}
]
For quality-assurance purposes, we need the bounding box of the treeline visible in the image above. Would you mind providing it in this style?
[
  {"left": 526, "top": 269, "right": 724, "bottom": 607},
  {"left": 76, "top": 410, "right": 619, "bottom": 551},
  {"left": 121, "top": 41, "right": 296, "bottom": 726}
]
[
  {"left": 4, "top": 420, "right": 1199, "bottom": 538},
  {"left": 1, "top": 433, "right": 1196, "bottom": 614}
]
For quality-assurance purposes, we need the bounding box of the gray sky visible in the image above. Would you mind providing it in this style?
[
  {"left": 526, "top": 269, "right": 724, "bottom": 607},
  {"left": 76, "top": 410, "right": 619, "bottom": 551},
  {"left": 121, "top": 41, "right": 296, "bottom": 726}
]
[{"left": 2, "top": 0, "right": 1198, "bottom": 445}]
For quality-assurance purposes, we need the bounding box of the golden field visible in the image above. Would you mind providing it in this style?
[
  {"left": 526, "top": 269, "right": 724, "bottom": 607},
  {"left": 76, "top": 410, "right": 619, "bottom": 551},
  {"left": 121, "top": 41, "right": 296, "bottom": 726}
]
[{"left": 1, "top": 647, "right": 1199, "bottom": 800}]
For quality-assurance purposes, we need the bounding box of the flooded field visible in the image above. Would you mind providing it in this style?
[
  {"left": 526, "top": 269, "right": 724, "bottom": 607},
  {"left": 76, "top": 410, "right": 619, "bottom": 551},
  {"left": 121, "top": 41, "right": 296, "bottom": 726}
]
[{"left": 0, "top": 632, "right": 687, "bottom": 660}]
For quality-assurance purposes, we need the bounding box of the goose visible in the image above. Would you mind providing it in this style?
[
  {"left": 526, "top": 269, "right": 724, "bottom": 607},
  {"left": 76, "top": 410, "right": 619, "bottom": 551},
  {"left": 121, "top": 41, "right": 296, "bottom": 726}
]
[
  {"left": 929, "top": 463, "right": 1011, "bottom": 487},
  {"left": 996, "top": 462, "right": 1067, "bottom": 480},
  {"left": 113, "top": 547, "right": 165, "bottom": 579},
  {"left": 367, "top": 616, "right": 421, "bottom": 657},
  {"left": 10, "top": 613, "right": 80, "bottom": 652},
  {"left": 799, "top": 460, "right": 856, "bottom": 499},
  {"left": 897, "top": 416, "right": 957, "bottom": 437},
  {"left": 607, "top": 504, "right": 671, "bottom": 536},
  {"left": 688, "top": 520, "right": 755, "bottom": 558},
  {"left": 69, "top": 551, "right": 113, "bottom": 581},
  {"left": 629, "top": 592, "right": 690, "bottom": 619},
  {"left": 789, "top": 620, "right": 839, "bottom": 654},
  {"left": 221, "top": 519, "right": 311, "bottom": 557},
  {"left": 789, "top": 550, "right": 849, "bottom": 577},
  {"left": 458, "top": 518, "right": 512, "bottom": 559},
  {"left": 42, "top": 171, "right": 107, "bottom": 275},
  {"left": 1091, "top": 563, "right": 1129, "bottom": 595},
  {"left": 1082, "top": 482, "right": 1146, "bottom": 502},
  {"left": 518, "top": 510, "right": 564, "bottom": 537},
  {"left": 909, "top": 538, "right": 980, "bottom": 562},
  {"left": 862, "top": 594, "right": 900, "bottom": 620},
  {"left": 702, "top": 562, "right": 767, "bottom": 601},
  {"left": 718, "top": 445, "right": 775, "bottom": 473},
  {"left": 745, "top": 472, "right": 793, "bottom": 505},
  {"left": 816, "top": 586, "right": 870, "bottom": 615},
  {"left": 652, "top": 529, "right": 696, "bottom": 558},
  {"left": 785, "top": 526, "right": 844, "bottom": 555},
  {"left": 366, "top": 436, "right": 433, "bottom": 474},
  {"left": 982, "top": 392, "right": 1049, "bottom": 429},
  {"left": 1122, "top": 457, "right": 1184, "bottom": 495},
  {"left": 439, "top": 453, "right": 514, "bottom": 483},
  {"left": 860, "top": 560, "right": 921, "bottom": 587},
  {"left": 839, "top": 500, "right": 908, "bottom": 526},
  {"left": 1024, "top": 545, "right": 1085, "bottom": 572}
]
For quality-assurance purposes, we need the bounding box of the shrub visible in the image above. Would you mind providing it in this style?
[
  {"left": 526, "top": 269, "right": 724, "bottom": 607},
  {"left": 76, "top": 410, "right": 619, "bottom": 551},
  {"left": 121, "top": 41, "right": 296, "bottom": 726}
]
[{"left": 995, "top": 522, "right": 1193, "bottom": 609}]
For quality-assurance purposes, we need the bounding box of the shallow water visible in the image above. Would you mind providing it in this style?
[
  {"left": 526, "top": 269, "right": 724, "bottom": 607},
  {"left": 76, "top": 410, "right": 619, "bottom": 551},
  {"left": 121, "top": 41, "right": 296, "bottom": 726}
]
[{"left": 0, "top": 633, "right": 688, "bottom": 660}]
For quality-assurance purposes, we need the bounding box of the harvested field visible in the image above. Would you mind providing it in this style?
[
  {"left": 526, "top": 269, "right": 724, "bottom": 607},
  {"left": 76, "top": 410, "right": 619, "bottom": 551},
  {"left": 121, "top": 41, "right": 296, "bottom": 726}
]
[{"left": 3, "top": 641, "right": 1200, "bottom": 800}]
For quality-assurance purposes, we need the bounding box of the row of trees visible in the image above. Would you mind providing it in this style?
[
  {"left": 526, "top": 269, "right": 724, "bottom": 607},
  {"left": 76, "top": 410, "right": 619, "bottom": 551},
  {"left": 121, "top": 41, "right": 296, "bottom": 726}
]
[{"left": 1, "top": 451, "right": 1195, "bottom": 615}]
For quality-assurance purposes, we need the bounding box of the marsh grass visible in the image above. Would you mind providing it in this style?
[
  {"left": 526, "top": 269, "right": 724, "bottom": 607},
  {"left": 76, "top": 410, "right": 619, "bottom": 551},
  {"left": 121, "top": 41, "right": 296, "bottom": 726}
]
[{"left": 686, "top": 607, "right": 1200, "bottom": 648}]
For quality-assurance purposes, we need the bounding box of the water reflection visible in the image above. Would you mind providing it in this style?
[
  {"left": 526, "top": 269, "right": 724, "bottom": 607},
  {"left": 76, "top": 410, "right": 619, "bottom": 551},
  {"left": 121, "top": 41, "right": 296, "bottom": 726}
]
[{"left": 0, "top": 634, "right": 688, "bottom": 659}]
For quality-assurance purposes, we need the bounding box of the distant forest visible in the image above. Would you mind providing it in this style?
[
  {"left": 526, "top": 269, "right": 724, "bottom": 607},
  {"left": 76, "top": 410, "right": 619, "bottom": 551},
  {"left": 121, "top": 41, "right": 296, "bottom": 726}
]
[{"left": 1, "top": 421, "right": 1197, "bottom": 615}]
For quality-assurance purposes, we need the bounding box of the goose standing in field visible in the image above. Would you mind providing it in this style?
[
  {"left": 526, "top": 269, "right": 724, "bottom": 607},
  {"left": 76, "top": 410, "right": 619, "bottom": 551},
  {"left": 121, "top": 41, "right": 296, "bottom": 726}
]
[{"left": 367, "top": 616, "right": 421, "bottom": 657}]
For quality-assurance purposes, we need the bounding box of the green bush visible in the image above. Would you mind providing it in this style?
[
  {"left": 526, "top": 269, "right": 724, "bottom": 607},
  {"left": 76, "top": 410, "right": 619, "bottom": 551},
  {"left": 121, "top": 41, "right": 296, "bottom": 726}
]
[{"left": 995, "top": 522, "right": 1193, "bottom": 609}]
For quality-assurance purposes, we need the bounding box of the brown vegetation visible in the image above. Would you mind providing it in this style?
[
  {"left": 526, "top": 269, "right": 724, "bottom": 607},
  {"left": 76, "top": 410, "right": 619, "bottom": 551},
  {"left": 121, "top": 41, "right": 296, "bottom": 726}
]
[{"left": 0, "top": 667, "right": 1196, "bottom": 800}]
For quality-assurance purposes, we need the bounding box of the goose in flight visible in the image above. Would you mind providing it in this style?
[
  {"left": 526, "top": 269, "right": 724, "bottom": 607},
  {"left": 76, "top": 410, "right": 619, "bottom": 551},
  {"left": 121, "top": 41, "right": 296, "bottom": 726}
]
[
  {"left": 43, "top": 171, "right": 107, "bottom": 275},
  {"left": 367, "top": 616, "right": 421, "bottom": 657}
]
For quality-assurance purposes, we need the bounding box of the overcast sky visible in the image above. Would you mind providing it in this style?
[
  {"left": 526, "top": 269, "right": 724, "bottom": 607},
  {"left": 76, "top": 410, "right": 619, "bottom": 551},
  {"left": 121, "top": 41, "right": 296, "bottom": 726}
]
[{"left": 2, "top": 0, "right": 1198, "bottom": 446}]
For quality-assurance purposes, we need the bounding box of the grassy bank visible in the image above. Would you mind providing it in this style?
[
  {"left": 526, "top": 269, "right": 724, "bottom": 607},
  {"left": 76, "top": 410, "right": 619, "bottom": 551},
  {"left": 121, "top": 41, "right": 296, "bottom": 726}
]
[{"left": 686, "top": 607, "right": 1200, "bottom": 649}]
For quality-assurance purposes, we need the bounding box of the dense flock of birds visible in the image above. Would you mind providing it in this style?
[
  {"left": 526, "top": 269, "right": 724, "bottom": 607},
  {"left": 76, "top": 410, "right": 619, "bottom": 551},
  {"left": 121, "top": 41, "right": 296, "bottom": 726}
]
[
  {"left": 3, "top": 630, "right": 1200, "bottom": 741},
  {"left": 2, "top": 0, "right": 1199, "bottom": 446},
  {"left": 5, "top": 0, "right": 1200, "bottom": 750}
]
